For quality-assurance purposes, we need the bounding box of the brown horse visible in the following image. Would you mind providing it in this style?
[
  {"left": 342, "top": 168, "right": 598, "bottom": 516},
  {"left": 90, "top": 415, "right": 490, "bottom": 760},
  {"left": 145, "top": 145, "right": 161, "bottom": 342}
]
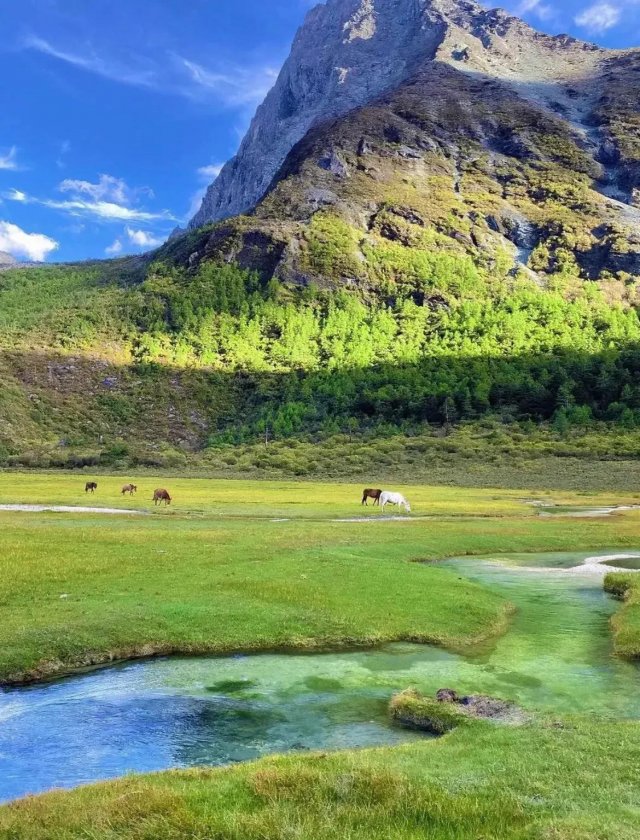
[
  {"left": 85, "top": 482, "right": 98, "bottom": 494},
  {"left": 153, "top": 488, "right": 172, "bottom": 506},
  {"left": 362, "top": 488, "right": 382, "bottom": 506},
  {"left": 122, "top": 484, "right": 137, "bottom": 496}
]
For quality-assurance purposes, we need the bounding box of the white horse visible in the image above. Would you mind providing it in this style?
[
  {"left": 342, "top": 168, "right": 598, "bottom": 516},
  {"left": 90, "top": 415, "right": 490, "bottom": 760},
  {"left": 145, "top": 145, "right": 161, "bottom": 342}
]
[{"left": 379, "top": 491, "right": 411, "bottom": 514}]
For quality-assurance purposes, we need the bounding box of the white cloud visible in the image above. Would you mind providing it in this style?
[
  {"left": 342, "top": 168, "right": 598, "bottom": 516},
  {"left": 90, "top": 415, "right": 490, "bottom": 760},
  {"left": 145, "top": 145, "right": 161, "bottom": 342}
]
[
  {"left": 575, "top": 2, "right": 621, "bottom": 32},
  {"left": 197, "top": 163, "right": 224, "bottom": 180},
  {"left": 0, "top": 221, "right": 58, "bottom": 262},
  {"left": 105, "top": 238, "right": 123, "bottom": 256},
  {"left": 59, "top": 174, "right": 130, "bottom": 204},
  {"left": 0, "top": 147, "right": 19, "bottom": 171},
  {"left": 4, "top": 188, "right": 27, "bottom": 202},
  {"left": 104, "top": 227, "right": 164, "bottom": 256},
  {"left": 125, "top": 226, "right": 164, "bottom": 248},
  {"left": 3, "top": 177, "right": 176, "bottom": 224},
  {"left": 44, "top": 197, "right": 173, "bottom": 222}
]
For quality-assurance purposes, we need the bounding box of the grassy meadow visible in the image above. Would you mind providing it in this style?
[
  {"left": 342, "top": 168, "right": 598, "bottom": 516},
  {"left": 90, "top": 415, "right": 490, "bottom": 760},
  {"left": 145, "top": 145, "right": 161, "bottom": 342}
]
[
  {"left": 1, "top": 472, "right": 640, "bottom": 685},
  {"left": 1, "top": 473, "right": 640, "bottom": 837}
]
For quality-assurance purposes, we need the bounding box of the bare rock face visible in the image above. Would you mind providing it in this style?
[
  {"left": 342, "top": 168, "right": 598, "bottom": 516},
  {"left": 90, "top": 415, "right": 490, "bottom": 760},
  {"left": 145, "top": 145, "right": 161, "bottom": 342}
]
[
  {"left": 190, "top": 0, "right": 607, "bottom": 229},
  {"left": 0, "top": 251, "right": 17, "bottom": 269}
]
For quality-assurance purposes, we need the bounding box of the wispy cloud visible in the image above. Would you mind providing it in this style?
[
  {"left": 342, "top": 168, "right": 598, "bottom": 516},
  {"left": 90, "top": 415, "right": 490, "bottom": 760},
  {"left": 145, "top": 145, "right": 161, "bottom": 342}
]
[
  {"left": 575, "top": 2, "right": 622, "bottom": 32},
  {"left": 3, "top": 175, "right": 175, "bottom": 223},
  {"left": 23, "top": 33, "right": 281, "bottom": 109},
  {"left": 0, "top": 147, "right": 19, "bottom": 171},
  {"left": 43, "top": 197, "right": 172, "bottom": 222},
  {"left": 177, "top": 56, "right": 279, "bottom": 107},
  {"left": 184, "top": 162, "right": 226, "bottom": 222},
  {"left": 23, "top": 35, "right": 157, "bottom": 88},
  {"left": 56, "top": 140, "right": 71, "bottom": 170},
  {"left": 0, "top": 220, "right": 58, "bottom": 262},
  {"left": 516, "top": 0, "right": 557, "bottom": 21}
]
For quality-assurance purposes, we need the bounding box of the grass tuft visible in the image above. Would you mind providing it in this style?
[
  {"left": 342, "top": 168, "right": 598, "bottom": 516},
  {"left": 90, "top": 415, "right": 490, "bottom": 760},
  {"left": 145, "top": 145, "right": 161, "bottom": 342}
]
[{"left": 389, "top": 689, "right": 470, "bottom": 734}]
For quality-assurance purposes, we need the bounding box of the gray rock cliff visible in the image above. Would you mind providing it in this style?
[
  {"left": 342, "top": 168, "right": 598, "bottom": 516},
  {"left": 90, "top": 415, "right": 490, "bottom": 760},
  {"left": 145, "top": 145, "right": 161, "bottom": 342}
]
[{"left": 190, "top": 0, "right": 606, "bottom": 228}]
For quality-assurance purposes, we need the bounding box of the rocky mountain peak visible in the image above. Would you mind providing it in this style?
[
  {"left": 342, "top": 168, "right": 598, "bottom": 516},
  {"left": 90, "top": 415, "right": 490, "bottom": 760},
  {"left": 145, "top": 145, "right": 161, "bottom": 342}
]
[
  {"left": 0, "top": 251, "right": 17, "bottom": 268},
  {"left": 190, "top": 0, "right": 607, "bottom": 229}
]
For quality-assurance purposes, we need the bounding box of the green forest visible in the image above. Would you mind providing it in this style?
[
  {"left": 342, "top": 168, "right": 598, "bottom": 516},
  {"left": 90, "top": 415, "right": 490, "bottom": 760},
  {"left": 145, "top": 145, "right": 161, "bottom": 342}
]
[{"left": 2, "top": 219, "right": 640, "bottom": 472}]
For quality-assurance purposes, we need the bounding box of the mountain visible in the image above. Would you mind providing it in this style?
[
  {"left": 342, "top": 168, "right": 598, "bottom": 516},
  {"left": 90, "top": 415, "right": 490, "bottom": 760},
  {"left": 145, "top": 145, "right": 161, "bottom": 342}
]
[
  {"left": 0, "top": 251, "right": 17, "bottom": 269},
  {"left": 2, "top": 1, "right": 640, "bottom": 475},
  {"left": 183, "top": 0, "right": 640, "bottom": 286},
  {"left": 191, "top": 0, "right": 636, "bottom": 217}
]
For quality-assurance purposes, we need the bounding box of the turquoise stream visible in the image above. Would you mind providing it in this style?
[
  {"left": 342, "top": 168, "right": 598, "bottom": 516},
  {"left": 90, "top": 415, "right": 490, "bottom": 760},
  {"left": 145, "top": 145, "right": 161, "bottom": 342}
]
[{"left": 0, "top": 550, "right": 638, "bottom": 802}]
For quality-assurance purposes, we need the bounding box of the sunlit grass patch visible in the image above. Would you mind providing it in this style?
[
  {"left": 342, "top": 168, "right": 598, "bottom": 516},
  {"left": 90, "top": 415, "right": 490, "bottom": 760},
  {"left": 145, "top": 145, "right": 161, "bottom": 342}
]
[{"left": 605, "top": 572, "right": 640, "bottom": 659}]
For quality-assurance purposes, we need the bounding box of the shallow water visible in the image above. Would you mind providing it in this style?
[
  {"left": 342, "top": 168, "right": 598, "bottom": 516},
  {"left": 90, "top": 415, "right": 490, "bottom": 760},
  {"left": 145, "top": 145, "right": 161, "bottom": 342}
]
[
  {"left": 0, "top": 550, "right": 638, "bottom": 802},
  {"left": 0, "top": 652, "right": 426, "bottom": 802},
  {"left": 0, "top": 505, "right": 146, "bottom": 515},
  {"left": 602, "top": 557, "right": 640, "bottom": 570},
  {"left": 536, "top": 504, "right": 640, "bottom": 518}
]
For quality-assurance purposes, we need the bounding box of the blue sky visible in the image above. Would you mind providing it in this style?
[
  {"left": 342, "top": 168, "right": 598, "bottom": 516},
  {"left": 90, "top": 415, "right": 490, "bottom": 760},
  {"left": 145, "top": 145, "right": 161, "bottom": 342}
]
[{"left": 0, "top": 0, "right": 639, "bottom": 263}]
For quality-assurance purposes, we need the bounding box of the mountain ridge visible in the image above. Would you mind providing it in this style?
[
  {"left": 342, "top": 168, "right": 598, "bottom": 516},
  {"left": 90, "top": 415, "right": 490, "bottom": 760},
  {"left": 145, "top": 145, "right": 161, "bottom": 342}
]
[
  {"left": 190, "top": 0, "right": 626, "bottom": 229},
  {"left": 173, "top": 29, "right": 640, "bottom": 291}
]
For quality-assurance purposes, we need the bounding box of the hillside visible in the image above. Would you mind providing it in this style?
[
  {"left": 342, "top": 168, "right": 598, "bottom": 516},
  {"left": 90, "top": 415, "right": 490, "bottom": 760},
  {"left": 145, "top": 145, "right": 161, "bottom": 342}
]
[{"left": 2, "top": 0, "right": 640, "bottom": 479}]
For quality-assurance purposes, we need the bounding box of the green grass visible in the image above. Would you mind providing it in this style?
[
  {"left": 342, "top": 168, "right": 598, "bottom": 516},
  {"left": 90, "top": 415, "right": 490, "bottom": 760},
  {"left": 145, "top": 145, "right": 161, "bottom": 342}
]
[
  {"left": 389, "top": 689, "right": 470, "bottom": 734},
  {"left": 2, "top": 719, "right": 639, "bottom": 839},
  {"left": 2, "top": 474, "right": 640, "bottom": 838},
  {"left": 1, "top": 474, "right": 639, "bottom": 685},
  {"left": 605, "top": 572, "right": 640, "bottom": 659}
]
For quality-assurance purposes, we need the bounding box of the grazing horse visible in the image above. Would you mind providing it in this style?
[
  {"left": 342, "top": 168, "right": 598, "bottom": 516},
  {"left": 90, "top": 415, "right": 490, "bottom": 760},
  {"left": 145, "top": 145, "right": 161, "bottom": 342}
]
[
  {"left": 153, "top": 488, "right": 172, "bottom": 506},
  {"left": 122, "top": 484, "right": 137, "bottom": 496},
  {"left": 85, "top": 482, "right": 98, "bottom": 494},
  {"left": 379, "top": 491, "right": 411, "bottom": 514},
  {"left": 362, "top": 488, "right": 382, "bottom": 506}
]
